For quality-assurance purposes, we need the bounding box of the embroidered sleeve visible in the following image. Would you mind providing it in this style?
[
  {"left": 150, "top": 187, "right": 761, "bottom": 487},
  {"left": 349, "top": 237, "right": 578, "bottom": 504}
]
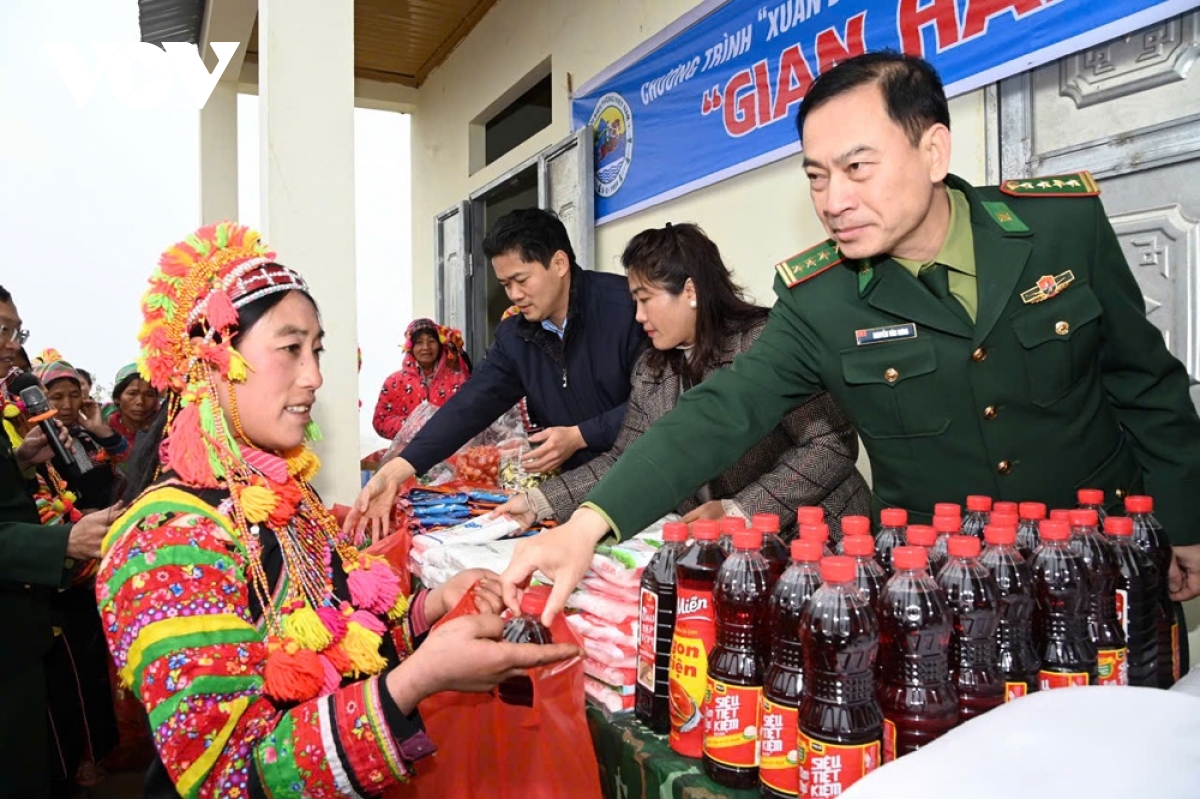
[{"left": 97, "top": 498, "right": 434, "bottom": 799}]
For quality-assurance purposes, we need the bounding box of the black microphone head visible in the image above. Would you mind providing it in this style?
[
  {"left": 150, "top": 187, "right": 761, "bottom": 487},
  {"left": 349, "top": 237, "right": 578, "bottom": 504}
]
[
  {"left": 18, "top": 385, "right": 51, "bottom": 415},
  {"left": 7, "top": 370, "right": 41, "bottom": 395}
]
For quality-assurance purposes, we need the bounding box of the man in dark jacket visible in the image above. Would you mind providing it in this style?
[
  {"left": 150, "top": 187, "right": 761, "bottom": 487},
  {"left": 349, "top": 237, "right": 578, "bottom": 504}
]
[
  {"left": 349, "top": 209, "right": 647, "bottom": 537},
  {"left": 0, "top": 285, "right": 118, "bottom": 797}
]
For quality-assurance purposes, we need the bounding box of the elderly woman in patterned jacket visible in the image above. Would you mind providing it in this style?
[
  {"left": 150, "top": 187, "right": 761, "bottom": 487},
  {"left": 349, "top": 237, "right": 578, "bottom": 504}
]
[
  {"left": 491, "top": 223, "right": 869, "bottom": 538},
  {"left": 96, "top": 223, "right": 579, "bottom": 798},
  {"left": 372, "top": 318, "right": 470, "bottom": 441}
]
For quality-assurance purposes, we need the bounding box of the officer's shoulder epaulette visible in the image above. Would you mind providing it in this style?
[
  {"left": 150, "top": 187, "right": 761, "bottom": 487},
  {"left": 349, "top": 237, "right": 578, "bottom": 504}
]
[
  {"left": 999, "top": 170, "right": 1100, "bottom": 198},
  {"left": 775, "top": 240, "right": 843, "bottom": 288}
]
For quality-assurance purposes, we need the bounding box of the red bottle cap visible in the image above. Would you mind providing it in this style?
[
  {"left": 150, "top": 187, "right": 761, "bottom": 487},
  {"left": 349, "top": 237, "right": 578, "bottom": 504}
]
[
  {"left": 520, "top": 585, "right": 552, "bottom": 616},
  {"left": 1077, "top": 488, "right": 1104, "bottom": 505},
  {"left": 800, "top": 523, "right": 830, "bottom": 543},
  {"left": 880, "top": 508, "right": 907, "bottom": 527},
  {"left": 820, "top": 556, "right": 855, "bottom": 584},
  {"left": 797, "top": 506, "right": 825, "bottom": 526},
  {"left": 892, "top": 546, "right": 928, "bottom": 571},
  {"left": 733, "top": 528, "right": 764, "bottom": 551},
  {"left": 933, "top": 515, "right": 960, "bottom": 534},
  {"left": 906, "top": 524, "right": 936, "bottom": 547},
  {"left": 791, "top": 538, "right": 823, "bottom": 563},
  {"left": 842, "top": 535, "right": 875, "bottom": 557},
  {"left": 991, "top": 512, "right": 1019, "bottom": 529},
  {"left": 948, "top": 535, "right": 981, "bottom": 559},
  {"left": 1104, "top": 516, "right": 1134, "bottom": 537},
  {"left": 751, "top": 513, "right": 780, "bottom": 534},
  {"left": 720, "top": 516, "right": 747, "bottom": 535},
  {"left": 934, "top": 503, "right": 961, "bottom": 517},
  {"left": 1125, "top": 495, "right": 1153, "bottom": 513},
  {"left": 983, "top": 523, "right": 1017, "bottom": 546},
  {"left": 966, "top": 495, "right": 993, "bottom": 512},
  {"left": 1019, "top": 502, "right": 1047, "bottom": 520},
  {"left": 1040, "top": 519, "right": 1070, "bottom": 541},
  {"left": 841, "top": 516, "right": 870, "bottom": 537},
  {"left": 1049, "top": 509, "right": 1072, "bottom": 521},
  {"left": 1068, "top": 509, "right": 1098, "bottom": 528},
  {"left": 692, "top": 519, "right": 720, "bottom": 541},
  {"left": 992, "top": 501, "right": 1018, "bottom": 517},
  {"left": 662, "top": 522, "right": 689, "bottom": 543}
]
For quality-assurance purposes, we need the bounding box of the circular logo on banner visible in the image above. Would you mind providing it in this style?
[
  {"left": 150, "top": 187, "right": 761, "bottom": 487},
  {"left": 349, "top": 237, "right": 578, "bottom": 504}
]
[{"left": 590, "top": 92, "right": 633, "bottom": 198}]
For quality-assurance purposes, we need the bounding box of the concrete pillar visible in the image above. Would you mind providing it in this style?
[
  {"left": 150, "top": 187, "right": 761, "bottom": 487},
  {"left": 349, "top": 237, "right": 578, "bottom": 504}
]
[
  {"left": 259, "top": 0, "right": 360, "bottom": 504},
  {"left": 199, "top": 79, "right": 239, "bottom": 224}
]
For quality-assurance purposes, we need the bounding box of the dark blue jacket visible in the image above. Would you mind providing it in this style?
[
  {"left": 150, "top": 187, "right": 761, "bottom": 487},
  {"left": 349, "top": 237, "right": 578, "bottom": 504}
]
[{"left": 401, "top": 266, "right": 648, "bottom": 474}]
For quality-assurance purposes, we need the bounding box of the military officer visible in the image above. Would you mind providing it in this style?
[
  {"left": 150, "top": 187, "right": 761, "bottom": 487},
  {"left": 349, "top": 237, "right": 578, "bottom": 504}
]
[
  {"left": 500, "top": 51, "right": 1200, "bottom": 620},
  {"left": 0, "top": 285, "right": 118, "bottom": 797}
]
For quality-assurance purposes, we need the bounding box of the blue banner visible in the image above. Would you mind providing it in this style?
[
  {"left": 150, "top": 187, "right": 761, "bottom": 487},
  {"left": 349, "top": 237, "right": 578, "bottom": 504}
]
[{"left": 574, "top": 0, "right": 1190, "bottom": 224}]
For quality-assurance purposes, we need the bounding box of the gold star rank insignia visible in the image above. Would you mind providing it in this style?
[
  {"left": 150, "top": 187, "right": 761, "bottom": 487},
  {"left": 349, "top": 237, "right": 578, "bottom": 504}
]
[
  {"left": 1001, "top": 171, "right": 1100, "bottom": 198},
  {"left": 775, "top": 240, "right": 844, "bottom": 288}
]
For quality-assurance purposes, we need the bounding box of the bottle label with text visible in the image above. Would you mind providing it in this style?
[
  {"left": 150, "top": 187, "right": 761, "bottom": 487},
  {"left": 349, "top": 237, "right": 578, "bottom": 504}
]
[
  {"left": 637, "top": 588, "right": 658, "bottom": 691},
  {"left": 668, "top": 586, "right": 716, "bottom": 757},
  {"left": 1038, "top": 670, "right": 1090, "bottom": 690},
  {"left": 759, "top": 698, "right": 799, "bottom": 795},
  {"left": 1096, "top": 647, "right": 1128, "bottom": 687},
  {"left": 1115, "top": 588, "right": 1128, "bottom": 638},
  {"left": 702, "top": 680, "right": 761, "bottom": 768},
  {"left": 798, "top": 732, "right": 880, "bottom": 797}
]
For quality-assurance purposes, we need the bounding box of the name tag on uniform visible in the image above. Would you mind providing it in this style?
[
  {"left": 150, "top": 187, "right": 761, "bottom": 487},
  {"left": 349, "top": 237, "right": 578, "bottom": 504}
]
[{"left": 855, "top": 323, "right": 917, "bottom": 346}]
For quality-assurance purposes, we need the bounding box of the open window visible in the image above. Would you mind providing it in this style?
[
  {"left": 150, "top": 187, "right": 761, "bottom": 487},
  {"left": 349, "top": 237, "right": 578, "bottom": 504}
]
[{"left": 434, "top": 127, "right": 595, "bottom": 361}]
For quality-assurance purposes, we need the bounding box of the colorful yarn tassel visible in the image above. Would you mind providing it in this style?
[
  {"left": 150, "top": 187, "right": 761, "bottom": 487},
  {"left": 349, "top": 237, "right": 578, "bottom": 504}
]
[
  {"left": 263, "top": 641, "right": 324, "bottom": 703},
  {"left": 347, "top": 557, "right": 401, "bottom": 615},
  {"left": 341, "top": 622, "right": 387, "bottom": 677},
  {"left": 282, "top": 603, "right": 333, "bottom": 651},
  {"left": 316, "top": 605, "right": 348, "bottom": 644}
]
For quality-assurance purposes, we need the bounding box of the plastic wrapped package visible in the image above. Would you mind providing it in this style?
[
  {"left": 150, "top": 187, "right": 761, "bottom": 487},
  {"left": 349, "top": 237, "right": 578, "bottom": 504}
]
[
  {"left": 567, "top": 590, "right": 638, "bottom": 625},
  {"left": 566, "top": 612, "right": 636, "bottom": 647},
  {"left": 584, "top": 660, "right": 636, "bottom": 692},
  {"left": 585, "top": 677, "right": 636, "bottom": 717},
  {"left": 580, "top": 575, "right": 640, "bottom": 603}
]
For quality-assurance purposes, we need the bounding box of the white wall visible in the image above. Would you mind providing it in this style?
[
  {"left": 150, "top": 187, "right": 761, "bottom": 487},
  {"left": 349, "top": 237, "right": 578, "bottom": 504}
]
[{"left": 409, "top": 0, "right": 989, "bottom": 312}]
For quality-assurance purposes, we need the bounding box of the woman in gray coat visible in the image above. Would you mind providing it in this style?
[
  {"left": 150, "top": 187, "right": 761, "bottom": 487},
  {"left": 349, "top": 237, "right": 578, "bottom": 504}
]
[{"left": 492, "top": 223, "right": 869, "bottom": 538}]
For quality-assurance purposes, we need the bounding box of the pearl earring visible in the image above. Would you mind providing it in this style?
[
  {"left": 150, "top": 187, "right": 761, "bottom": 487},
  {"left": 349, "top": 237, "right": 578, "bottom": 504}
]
[{"left": 689, "top": 300, "right": 697, "bottom": 309}]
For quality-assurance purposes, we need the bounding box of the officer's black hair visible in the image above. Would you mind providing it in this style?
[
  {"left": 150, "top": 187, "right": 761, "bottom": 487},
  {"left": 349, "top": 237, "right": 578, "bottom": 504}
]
[
  {"left": 0, "top": 285, "right": 10, "bottom": 304},
  {"left": 482, "top": 208, "right": 579, "bottom": 270},
  {"left": 622, "top": 223, "right": 767, "bottom": 387},
  {"left": 122, "top": 283, "right": 319, "bottom": 503},
  {"left": 795, "top": 51, "right": 950, "bottom": 148}
]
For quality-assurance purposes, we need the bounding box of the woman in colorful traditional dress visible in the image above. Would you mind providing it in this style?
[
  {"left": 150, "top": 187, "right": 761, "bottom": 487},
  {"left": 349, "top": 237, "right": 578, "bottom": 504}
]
[
  {"left": 372, "top": 318, "right": 470, "bottom": 441},
  {"left": 105, "top": 362, "right": 160, "bottom": 453},
  {"left": 97, "top": 223, "right": 579, "bottom": 798}
]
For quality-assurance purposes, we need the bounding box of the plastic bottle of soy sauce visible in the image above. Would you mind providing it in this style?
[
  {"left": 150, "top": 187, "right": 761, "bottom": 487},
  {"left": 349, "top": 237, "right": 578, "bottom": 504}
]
[
  {"left": 1126, "top": 495, "right": 1187, "bottom": 687},
  {"left": 937, "top": 535, "right": 1005, "bottom": 722},
  {"left": 877, "top": 546, "right": 959, "bottom": 761},
  {"left": 962, "top": 495, "right": 992, "bottom": 540},
  {"left": 753, "top": 512, "right": 791, "bottom": 592},
  {"left": 1031, "top": 519, "right": 1098, "bottom": 689},
  {"left": 499, "top": 585, "right": 555, "bottom": 706},
  {"left": 760, "top": 539, "right": 823, "bottom": 799},
  {"left": 979, "top": 523, "right": 1040, "bottom": 701},
  {"left": 1015, "top": 502, "right": 1046, "bottom": 562},
  {"left": 798, "top": 557, "right": 883, "bottom": 797},
  {"left": 669, "top": 520, "right": 726, "bottom": 757},
  {"left": 703, "top": 528, "right": 769, "bottom": 788},
  {"left": 636, "top": 521, "right": 690, "bottom": 732},
  {"left": 1103, "top": 515, "right": 1159, "bottom": 688},
  {"left": 1068, "top": 509, "right": 1127, "bottom": 686}
]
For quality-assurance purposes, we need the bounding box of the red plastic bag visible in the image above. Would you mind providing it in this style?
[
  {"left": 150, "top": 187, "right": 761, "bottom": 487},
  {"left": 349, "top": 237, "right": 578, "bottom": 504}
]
[{"left": 387, "top": 592, "right": 602, "bottom": 799}]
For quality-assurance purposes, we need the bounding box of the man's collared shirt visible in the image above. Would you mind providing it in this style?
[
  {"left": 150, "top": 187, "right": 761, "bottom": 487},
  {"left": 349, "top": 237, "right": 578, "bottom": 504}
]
[
  {"left": 893, "top": 187, "right": 978, "bottom": 322},
  {"left": 540, "top": 317, "right": 568, "bottom": 339}
]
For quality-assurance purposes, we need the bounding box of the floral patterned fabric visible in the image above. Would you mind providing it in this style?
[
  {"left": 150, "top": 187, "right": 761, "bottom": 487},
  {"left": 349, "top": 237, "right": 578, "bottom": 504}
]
[{"left": 97, "top": 484, "right": 434, "bottom": 798}]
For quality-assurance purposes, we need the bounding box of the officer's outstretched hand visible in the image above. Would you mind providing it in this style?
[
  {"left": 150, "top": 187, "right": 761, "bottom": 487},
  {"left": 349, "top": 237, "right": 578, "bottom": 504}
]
[
  {"left": 500, "top": 506, "right": 611, "bottom": 626},
  {"left": 1168, "top": 544, "right": 1200, "bottom": 602}
]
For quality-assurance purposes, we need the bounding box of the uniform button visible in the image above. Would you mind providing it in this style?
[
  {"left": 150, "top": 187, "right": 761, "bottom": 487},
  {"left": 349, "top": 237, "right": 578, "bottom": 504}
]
[
  {"left": 1055, "top": 321, "right": 1070, "bottom": 336},
  {"left": 884, "top": 367, "right": 899, "bottom": 383},
  {"left": 997, "top": 460, "right": 1012, "bottom": 475},
  {"left": 971, "top": 348, "right": 987, "bottom": 362},
  {"left": 1115, "top": 488, "right": 1126, "bottom": 499},
  {"left": 983, "top": 405, "right": 998, "bottom": 420}
]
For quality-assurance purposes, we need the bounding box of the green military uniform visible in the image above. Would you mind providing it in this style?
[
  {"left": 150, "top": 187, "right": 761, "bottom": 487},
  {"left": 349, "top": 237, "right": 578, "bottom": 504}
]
[
  {"left": 0, "top": 428, "right": 75, "bottom": 797},
  {"left": 587, "top": 173, "right": 1200, "bottom": 546}
]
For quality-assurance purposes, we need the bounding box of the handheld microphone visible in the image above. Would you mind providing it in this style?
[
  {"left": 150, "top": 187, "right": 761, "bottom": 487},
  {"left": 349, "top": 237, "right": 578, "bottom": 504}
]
[{"left": 15, "top": 381, "right": 92, "bottom": 479}]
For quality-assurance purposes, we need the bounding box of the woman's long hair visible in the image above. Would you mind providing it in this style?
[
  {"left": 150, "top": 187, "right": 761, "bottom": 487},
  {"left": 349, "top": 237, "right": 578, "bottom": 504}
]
[
  {"left": 123, "top": 287, "right": 319, "bottom": 503},
  {"left": 623, "top": 223, "right": 767, "bottom": 386}
]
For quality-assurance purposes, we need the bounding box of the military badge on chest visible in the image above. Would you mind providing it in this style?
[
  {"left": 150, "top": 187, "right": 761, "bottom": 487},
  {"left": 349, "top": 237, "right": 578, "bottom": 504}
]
[{"left": 1020, "top": 270, "right": 1075, "bottom": 304}]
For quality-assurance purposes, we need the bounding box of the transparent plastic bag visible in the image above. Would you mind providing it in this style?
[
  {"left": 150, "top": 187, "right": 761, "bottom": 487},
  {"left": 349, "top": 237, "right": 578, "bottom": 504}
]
[{"left": 380, "top": 400, "right": 439, "bottom": 466}]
